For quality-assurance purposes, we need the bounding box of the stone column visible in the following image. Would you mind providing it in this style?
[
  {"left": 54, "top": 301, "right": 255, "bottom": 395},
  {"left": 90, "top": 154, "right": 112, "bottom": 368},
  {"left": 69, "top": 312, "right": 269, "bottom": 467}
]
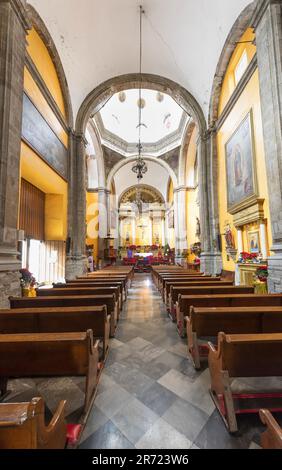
[
  {"left": 237, "top": 229, "right": 243, "bottom": 256},
  {"left": 253, "top": 0, "right": 282, "bottom": 291},
  {"left": 161, "top": 217, "right": 165, "bottom": 247},
  {"left": 148, "top": 217, "right": 153, "bottom": 246},
  {"left": 98, "top": 188, "right": 110, "bottom": 260},
  {"left": 132, "top": 216, "right": 136, "bottom": 245},
  {"left": 198, "top": 131, "right": 222, "bottom": 274},
  {"left": 174, "top": 187, "right": 188, "bottom": 254},
  {"left": 66, "top": 132, "right": 88, "bottom": 279},
  {"left": 0, "top": 0, "right": 30, "bottom": 306},
  {"left": 259, "top": 221, "right": 268, "bottom": 260}
]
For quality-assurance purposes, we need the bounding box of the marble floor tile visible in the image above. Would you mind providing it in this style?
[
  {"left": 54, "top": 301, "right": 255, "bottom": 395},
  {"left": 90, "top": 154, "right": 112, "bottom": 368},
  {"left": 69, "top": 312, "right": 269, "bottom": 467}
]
[
  {"left": 162, "top": 397, "right": 209, "bottom": 442},
  {"left": 95, "top": 384, "right": 133, "bottom": 419},
  {"left": 136, "top": 381, "right": 178, "bottom": 417},
  {"left": 135, "top": 418, "right": 192, "bottom": 449},
  {"left": 79, "top": 420, "right": 134, "bottom": 449},
  {"left": 112, "top": 398, "right": 159, "bottom": 444}
]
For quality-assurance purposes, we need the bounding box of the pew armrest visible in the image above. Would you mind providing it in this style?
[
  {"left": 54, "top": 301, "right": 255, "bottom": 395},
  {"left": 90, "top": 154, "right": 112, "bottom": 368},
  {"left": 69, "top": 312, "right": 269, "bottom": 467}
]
[
  {"left": 260, "top": 409, "right": 282, "bottom": 449},
  {"left": 37, "top": 398, "right": 67, "bottom": 449}
]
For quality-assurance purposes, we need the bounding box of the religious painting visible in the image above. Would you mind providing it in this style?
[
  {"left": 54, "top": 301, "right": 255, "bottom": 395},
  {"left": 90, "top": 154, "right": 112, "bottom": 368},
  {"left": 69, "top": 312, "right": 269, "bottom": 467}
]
[
  {"left": 168, "top": 210, "right": 174, "bottom": 229},
  {"left": 225, "top": 110, "right": 257, "bottom": 212},
  {"left": 247, "top": 230, "right": 260, "bottom": 254}
]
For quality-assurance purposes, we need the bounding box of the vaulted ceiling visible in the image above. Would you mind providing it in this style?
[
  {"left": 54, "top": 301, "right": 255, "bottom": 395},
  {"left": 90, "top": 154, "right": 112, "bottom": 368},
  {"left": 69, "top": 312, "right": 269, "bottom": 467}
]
[{"left": 28, "top": 0, "right": 252, "bottom": 121}]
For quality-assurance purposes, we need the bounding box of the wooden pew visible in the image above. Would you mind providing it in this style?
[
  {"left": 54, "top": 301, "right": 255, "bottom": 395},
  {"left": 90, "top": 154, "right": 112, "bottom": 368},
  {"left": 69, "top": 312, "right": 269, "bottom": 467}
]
[
  {"left": 9, "top": 294, "right": 117, "bottom": 337},
  {"left": 177, "top": 293, "right": 282, "bottom": 337},
  {"left": 208, "top": 332, "right": 282, "bottom": 433},
  {"left": 157, "top": 273, "right": 207, "bottom": 292},
  {"left": 63, "top": 280, "right": 126, "bottom": 303},
  {"left": 37, "top": 286, "right": 120, "bottom": 324},
  {"left": 167, "top": 280, "right": 233, "bottom": 314},
  {"left": 0, "top": 331, "right": 99, "bottom": 415},
  {"left": 0, "top": 397, "right": 67, "bottom": 449},
  {"left": 163, "top": 277, "right": 223, "bottom": 304},
  {"left": 260, "top": 409, "right": 282, "bottom": 449},
  {"left": 187, "top": 306, "right": 282, "bottom": 369},
  {"left": 0, "top": 306, "right": 110, "bottom": 360},
  {"left": 77, "top": 276, "right": 130, "bottom": 296},
  {"left": 171, "top": 286, "right": 253, "bottom": 322}
]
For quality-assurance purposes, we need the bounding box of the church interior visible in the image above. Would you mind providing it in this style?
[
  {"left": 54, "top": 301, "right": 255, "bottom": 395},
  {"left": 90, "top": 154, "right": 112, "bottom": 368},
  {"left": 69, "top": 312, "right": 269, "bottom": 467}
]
[{"left": 1, "top": 0, "right": 282, "bottom": 451}]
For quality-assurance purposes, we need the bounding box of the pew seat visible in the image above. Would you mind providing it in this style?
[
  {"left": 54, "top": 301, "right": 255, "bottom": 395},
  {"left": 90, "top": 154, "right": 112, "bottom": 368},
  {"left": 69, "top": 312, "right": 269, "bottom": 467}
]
[
  {"left": 176, "top": 293, "right": 282, "bottom": 337},
  {"left": 0, "top": 331, "right": 99, "bottom": 415},
  {"left": 0, "top": 306, "right": 110, "bottom": 360},
  {"left": 0, "top": 397, "right": 67, "bottom": 449},
  {"left": 260, "top": 409, "right": 282, "bottom": 449},
  {"left": 208, "top": 333, "right": 282, "bottom": 433},
  {"left": 9, "top": 294, "right": 117, "bottom": 337},
  {"left": 186, "top": 306, "right": 282, "bottom": 369}
]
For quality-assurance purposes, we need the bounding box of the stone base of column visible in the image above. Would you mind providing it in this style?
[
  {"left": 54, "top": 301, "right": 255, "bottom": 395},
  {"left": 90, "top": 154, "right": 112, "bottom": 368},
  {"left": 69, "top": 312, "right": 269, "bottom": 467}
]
[
  {"left": 0, "top": 270, "right": 21, "bottom": 308},
  {"left": 65, "top": 256, "right": 88, "bottom": 280},
  {"left": 200, "top": 252, "right": 222, "bottom": 275},
  {"left": 267, "top": 249, "right": 282, "bottom": 293}
]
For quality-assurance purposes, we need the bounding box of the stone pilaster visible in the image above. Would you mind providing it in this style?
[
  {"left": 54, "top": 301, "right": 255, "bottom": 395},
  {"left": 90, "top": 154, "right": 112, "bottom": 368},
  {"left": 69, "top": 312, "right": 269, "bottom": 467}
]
[
  {"left": 65, "top": 132, "right": 88, "bottom": 279},
  {"left": 253, "top": 0, "right": 282, "bottom": 291},
  {"left": 0, "top": 0, "right": 30, "bottom": 305}
]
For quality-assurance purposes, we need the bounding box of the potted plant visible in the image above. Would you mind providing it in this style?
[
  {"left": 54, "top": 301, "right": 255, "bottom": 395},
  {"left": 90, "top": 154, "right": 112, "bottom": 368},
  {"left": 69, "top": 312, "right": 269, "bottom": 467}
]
[
  {"left": 256, "top": 265, "right": 268, "bottom": 282},
  {"left": 20, "top": 268, "right": 37, "bottom": 297}
]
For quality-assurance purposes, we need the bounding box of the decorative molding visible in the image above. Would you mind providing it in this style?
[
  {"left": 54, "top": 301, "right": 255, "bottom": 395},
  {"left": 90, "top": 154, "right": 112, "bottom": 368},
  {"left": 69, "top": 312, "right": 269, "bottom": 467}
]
[
  {"left": 216, "top": 55, "right": 258, "bottom": 130},
  {"left": 233, "top": 198, "right": 265, "bottom": 227},
  {"left": 25, "top": 53, "right": 69, "bottom": 134},
  {"left": 94, "top": 112, "right": 188, "bottom": 157},
  {"left": 88, "top": 187, "right": 110, "bottom": 195}
]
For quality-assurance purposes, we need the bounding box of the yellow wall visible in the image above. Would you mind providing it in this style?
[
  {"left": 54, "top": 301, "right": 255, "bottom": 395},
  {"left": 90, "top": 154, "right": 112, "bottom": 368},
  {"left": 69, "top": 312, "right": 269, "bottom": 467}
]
[
  {"left": 27, "top": 28, "right": 66, "bottom": 118},
  {"left": 217, "top": 68, "right": 272, "bottom": 270},
  {"left": 86, "top": 192, "right": 99, "bottom": 263},
  {"left": 20, "top": 142, "right": 68, "bottom": 241},
  {"left": 219, "top": 28, "right": 256, "bottom": 114}
]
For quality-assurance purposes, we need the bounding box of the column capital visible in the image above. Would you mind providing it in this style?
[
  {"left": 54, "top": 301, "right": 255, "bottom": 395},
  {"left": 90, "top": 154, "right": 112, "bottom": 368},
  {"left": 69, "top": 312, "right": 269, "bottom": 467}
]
[
  {"left": 0, "top": 0, "right": 31, "bottom": 31},
  {"left": 73, "top": 132, "right": 88, "bottom": 147}
]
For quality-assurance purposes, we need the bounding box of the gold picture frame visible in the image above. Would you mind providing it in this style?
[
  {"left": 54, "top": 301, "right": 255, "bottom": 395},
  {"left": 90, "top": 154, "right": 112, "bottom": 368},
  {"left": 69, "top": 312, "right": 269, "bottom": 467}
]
[
  {"left": 225, "top": 109, "right": 258, "bottom": 214},
  {"left": 247, "top": 230, "right": 260, "bottom": 254}
]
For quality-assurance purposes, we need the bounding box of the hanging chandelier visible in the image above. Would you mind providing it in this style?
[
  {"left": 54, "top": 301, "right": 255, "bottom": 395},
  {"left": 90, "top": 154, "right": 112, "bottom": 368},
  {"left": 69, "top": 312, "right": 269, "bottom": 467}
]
[{"left": 132, "top": 5, "right": 148, "bottom": 182}]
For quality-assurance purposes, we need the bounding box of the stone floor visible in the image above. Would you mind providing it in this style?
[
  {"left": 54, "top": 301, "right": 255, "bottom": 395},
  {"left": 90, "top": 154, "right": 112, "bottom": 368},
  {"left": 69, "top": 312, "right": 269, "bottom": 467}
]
[{"left": 79, "top": 273, "right": 282, "bottom": 449}]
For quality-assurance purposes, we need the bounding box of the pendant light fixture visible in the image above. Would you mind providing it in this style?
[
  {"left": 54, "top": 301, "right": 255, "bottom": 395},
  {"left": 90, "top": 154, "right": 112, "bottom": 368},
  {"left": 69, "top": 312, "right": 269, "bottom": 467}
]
[{"left": 132, "top": 5, "right": 148, "bottom": 182}]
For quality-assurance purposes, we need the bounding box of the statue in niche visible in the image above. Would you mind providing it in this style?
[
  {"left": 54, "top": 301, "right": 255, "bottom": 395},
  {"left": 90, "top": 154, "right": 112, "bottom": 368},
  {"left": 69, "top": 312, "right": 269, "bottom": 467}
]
[
  {"left": 196, "top": 218, "right": 201, "bottom": 239},
  {"left": 224, "top": 224, "right": 235, "bottom": 249}
]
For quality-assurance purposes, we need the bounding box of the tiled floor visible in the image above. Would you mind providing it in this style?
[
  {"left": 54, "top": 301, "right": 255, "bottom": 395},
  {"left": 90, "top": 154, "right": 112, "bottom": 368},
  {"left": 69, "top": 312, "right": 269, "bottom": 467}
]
[{"left": 79, "top": 274, "right": 277, "bottom": 449}]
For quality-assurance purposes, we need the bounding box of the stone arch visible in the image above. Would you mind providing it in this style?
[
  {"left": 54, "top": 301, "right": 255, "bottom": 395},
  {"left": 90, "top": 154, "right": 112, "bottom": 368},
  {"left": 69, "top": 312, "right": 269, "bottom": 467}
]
[
  {"left": 106, "top": 156, "right": 178, "bottom": 193},
  {"left": 208, "top": 2, "right": 257, "bottom": 126},
  {"left": 26, "top": 4, "right": 73, "bottom": 128},
  {"left": 119, "top": 184, "right": 165, "bottom": 207},
  {"left": 76, "top": 73, "right": 207, "bottom": 137}
]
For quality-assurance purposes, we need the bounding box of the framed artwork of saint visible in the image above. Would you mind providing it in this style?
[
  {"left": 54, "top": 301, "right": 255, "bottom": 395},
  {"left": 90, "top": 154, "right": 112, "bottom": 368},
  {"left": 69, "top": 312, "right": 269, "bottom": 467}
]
[
  {"left": 247, "top": 230, "right": 260, "bottom": 254},
  {"left": 225, "top": 110, "right": 258, "bottom": 213}
]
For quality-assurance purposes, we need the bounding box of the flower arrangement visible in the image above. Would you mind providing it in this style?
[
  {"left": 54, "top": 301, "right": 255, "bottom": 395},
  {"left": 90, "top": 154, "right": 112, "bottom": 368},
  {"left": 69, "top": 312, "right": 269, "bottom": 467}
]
[
  {"left": 256, "top": 265, "right": 268, "bottom": 282},
  {"left": 238, "top": 252, "right": 259, "bottom": 263},
  {"left": 20, "top": 268, "right": 36, "bottom": 288},
  {"left": 151, "top": 245, "right": 158, "bottom": 251},
  {"left": 129, "top": 245, "right": 137, "bottom": 251}
]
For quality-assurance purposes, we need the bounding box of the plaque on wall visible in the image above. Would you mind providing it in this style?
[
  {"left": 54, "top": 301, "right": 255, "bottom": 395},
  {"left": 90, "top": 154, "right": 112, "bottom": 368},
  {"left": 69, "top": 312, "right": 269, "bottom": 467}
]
[{"left": 22, "top": 93, "right": 68, "bottom": 180}]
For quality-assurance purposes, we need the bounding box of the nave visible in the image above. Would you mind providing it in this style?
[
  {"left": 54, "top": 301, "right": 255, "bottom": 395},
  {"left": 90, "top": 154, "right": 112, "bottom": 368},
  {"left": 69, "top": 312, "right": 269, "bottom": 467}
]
[{"left": 79, "top": 274, "right": 267, "bottom": 450}]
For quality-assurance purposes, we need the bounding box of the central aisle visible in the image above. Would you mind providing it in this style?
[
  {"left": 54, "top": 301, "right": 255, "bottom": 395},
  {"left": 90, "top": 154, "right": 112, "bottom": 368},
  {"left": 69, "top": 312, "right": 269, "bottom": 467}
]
[{"left": 80, "top": 274, "right": 263, "bottom": 449}]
